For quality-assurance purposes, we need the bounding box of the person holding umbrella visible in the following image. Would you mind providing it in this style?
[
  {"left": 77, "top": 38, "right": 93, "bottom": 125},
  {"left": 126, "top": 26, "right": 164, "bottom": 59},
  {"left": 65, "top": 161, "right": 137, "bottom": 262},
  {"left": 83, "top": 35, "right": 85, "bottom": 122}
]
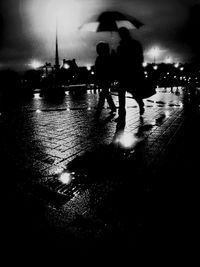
[{"left": 116, "top": 27, "right": 145, "bottom": 119}]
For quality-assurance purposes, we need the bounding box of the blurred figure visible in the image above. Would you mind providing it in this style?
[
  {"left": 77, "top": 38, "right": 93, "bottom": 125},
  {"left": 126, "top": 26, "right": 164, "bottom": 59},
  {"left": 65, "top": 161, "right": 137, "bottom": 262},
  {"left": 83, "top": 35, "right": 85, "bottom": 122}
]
[
  {"left": 116, "top": 27, "right": 145, "bottom": 119},
  {"left": 94, "top": 41, "right": 116, "bottom": 118}
]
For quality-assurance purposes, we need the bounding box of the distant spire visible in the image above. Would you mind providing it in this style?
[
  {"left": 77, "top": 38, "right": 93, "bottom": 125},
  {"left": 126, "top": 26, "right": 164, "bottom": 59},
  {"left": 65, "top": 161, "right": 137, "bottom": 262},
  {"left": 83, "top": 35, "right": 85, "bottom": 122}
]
[{"left": 55, "top": 20, "right": 59, "bottom": 71}]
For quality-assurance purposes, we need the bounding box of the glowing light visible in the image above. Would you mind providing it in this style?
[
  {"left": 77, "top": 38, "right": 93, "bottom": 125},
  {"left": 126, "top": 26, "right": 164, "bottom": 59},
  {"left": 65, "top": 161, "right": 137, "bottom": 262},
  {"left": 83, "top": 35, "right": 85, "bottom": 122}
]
[
  {"left": 86, "top": 65, "right": 92, "bottom": 71},
  {"left": 63, "top": 63, "right": 70, "bottom": 69},
  {"left": 36, "top": 109, "right": 42, "bottom": 113},
  {"left": 174, "top": 63, "right": 179, "bottom": 68},
  {"left": 178, "top": 102, "right": 183, "bottom": 108},
  {"left": 143, "top": 62, "right": 148, "bottom": 67},
  {"left": 153, "top": 65, "right": 158, "bottom": 70},
  {"left": 30, "top": 60, "right": 43, "bottom": 69},
  {"left": 148, "top": 47, "right": 162, "bottom": 63},
  {"left": 165, "top": 57, "right": 173, "bottom": 64},
  {"left": 165, "top": 111, "right": 170, "bottom": 117},
  {"left": 115, "top": 132, "right": 138, "bottom": 148},
  {"left": 34, "top": 93, "right": 41, "bottom": 99},
  {"left": 59, "top": 172, "right": 72, "bottom": 185}
]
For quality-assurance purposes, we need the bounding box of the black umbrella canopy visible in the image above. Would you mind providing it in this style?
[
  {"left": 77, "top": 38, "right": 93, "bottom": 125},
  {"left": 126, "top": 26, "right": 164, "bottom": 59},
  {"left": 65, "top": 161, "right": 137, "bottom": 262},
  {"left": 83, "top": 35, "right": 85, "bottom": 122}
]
[
  {"left": 80, "top": 10, "right": 144, "bottom": 32},
  {"left": 97, "top": 11, "right": 144, "bottom": 30}
]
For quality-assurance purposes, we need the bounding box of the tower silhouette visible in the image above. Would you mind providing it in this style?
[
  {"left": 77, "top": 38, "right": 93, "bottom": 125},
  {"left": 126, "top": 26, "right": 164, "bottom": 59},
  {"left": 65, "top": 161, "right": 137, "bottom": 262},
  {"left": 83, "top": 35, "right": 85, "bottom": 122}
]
[{"left": 55, "top": 22, "right": 60, "bottom": 72}]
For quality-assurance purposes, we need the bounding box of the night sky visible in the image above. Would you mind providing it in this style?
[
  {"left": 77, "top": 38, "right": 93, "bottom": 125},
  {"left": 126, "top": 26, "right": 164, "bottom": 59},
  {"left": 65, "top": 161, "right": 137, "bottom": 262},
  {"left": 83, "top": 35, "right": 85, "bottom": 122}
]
[{"left": 0, "top": 0, "right": 200, "bottom": 71}]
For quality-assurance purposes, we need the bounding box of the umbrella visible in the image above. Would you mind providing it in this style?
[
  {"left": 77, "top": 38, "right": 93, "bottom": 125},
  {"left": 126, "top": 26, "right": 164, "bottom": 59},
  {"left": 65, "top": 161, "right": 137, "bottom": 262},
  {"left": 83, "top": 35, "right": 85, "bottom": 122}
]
[{"left": 79, "top": 10, "right": 144, "bottom": 32}]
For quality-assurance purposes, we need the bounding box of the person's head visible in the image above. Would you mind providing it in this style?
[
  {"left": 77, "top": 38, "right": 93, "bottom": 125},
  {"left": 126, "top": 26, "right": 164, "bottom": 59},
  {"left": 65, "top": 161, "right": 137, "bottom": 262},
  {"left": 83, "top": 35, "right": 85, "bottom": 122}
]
[
  {"left": 96, "top": 41, "right": 110, "bottom": 56},
  {"left": 118, "top": 27, "right": 131, "bottom": 40}
]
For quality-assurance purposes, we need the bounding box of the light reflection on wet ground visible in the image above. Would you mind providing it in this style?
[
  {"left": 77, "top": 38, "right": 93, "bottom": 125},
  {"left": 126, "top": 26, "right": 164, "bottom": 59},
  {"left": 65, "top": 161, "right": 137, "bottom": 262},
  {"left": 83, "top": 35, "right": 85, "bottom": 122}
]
[
  {"left": 29, "top": 87, "right": 186, "bottom": 235},
  {"left": 1, "top": 86, "right": 191, "bottom": 251}
]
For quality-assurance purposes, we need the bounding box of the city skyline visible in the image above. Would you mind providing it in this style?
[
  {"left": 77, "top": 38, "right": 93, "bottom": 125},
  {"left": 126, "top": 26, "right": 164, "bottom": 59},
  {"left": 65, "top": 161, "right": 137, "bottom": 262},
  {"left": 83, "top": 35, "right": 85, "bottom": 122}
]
[{"left": 0, "top": 0, "right": 199, "bottom": 71}]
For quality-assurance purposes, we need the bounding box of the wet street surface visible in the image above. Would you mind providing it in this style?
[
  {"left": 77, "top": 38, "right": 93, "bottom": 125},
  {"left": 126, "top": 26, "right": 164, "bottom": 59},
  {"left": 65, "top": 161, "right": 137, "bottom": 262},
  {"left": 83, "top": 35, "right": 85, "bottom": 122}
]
[{"left": 0, "top": 87, "right": 199, "bottom": 262}]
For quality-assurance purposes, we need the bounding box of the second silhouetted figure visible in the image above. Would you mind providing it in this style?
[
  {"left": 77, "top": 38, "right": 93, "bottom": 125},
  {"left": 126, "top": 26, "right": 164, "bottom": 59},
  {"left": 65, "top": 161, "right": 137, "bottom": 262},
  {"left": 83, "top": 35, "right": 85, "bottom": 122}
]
[
  {"left": 116, "top": 27, "right": 145, "bottom": 119},
  {"left": 94, "top": 41, "right": 116, "bottom": 118}
]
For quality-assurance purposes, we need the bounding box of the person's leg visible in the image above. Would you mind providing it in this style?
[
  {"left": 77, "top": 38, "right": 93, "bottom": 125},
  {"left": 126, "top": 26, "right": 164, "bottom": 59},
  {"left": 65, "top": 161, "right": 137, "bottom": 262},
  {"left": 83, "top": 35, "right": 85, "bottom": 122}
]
[
  {"left": 118, "top": 87, "right": 126, "bottom": 117},
  {"left": 96, "top": 90, "right": 106, "bottom": 116},
  {"left": 135, "top": 96, "right": 145, "bottom": 115},
  {"left": 104, "top": 89, "right": 116, "bottom": 112}
]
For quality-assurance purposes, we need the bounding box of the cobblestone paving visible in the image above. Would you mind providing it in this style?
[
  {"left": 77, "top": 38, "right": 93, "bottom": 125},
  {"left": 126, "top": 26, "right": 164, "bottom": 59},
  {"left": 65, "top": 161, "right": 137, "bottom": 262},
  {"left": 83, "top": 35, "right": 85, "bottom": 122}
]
[
  {"left": 0, "top": 88, "right": 185, "bottom": 181},
  {"left": 1, "top": 86, "right": 197, "bottom": 256}
]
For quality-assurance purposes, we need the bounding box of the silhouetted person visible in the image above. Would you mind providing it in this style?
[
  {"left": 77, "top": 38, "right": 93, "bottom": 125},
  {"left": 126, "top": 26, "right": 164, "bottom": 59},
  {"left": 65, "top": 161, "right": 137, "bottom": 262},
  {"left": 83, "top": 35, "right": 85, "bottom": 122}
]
[
  {"left": 94, "top": 41, "right": 116, "bottom": 117},
  {"left": 116, "top": 27, "right": 145, "bottom": 119}
]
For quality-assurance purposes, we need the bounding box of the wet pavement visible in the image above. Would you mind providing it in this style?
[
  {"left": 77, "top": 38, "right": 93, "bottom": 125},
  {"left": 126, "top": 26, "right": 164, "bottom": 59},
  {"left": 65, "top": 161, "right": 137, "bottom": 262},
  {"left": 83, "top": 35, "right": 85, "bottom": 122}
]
[{"left": 0, "top": 86, "right": 199, "bottom": 263}]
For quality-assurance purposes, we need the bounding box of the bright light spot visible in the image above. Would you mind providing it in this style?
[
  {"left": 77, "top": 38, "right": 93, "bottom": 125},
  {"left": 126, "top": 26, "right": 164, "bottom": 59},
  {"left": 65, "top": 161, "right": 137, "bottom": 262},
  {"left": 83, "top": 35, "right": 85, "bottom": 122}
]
[
  {"left": 147, "top": 47, "right": 162, "bottom": 63},
  {"left": 174, "top": 63, "right": 179, "bottom": 68},
  {"left": 34, "top": 93, "right": 41, "bottom": 99},
  {"left": 143, "top": 62, "right": 148, "bottom": 67},
  {"left": 115, "top": 132, "right": 138, "bottom": 148},
  {"left": 165, "top": 57, "right": 173, "bottom": 64},
  {"left": 91, "top": 71, "right": 94, "bottom": 75},
  {"left": 36, "top": 109, "right": 42, "bottom": 113},
  {"left": 30, "top": 60, "right": 43, "bottom": 69},
  {"left": 153, "top": 65, "right": 158, "bottom": 70},
  {"left": 86, "top": 65, "right": 92, "bottom": 71},
  {"left": 165, "top": 111, "right": 170, "bottom": 117},
  {"left": 63, "top": 63, "right": 70, "bottom": 69},
  {"left": 180, "top": 67, "right": 184, "bottom": 71},
  {"left": 178, "top": 102, "right": 183, "bottom": 108},
  {"left": 59, "top": 172, "right": 72, "bottom": 185}
]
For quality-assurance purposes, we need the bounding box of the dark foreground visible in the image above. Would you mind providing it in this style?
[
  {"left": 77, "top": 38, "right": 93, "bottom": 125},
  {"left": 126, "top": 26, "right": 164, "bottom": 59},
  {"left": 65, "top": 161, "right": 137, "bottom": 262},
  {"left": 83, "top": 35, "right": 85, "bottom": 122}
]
[{"left": 0, "top": 87, "right": 199, "bottom": 264}]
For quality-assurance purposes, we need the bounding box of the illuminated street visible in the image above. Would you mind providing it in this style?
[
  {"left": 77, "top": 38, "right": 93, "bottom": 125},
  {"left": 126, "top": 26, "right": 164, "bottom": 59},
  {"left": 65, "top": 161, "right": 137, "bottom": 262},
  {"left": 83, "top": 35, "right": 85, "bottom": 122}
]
[{"left": 0, "top": 87, "right": 199, "bottom": 261}]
